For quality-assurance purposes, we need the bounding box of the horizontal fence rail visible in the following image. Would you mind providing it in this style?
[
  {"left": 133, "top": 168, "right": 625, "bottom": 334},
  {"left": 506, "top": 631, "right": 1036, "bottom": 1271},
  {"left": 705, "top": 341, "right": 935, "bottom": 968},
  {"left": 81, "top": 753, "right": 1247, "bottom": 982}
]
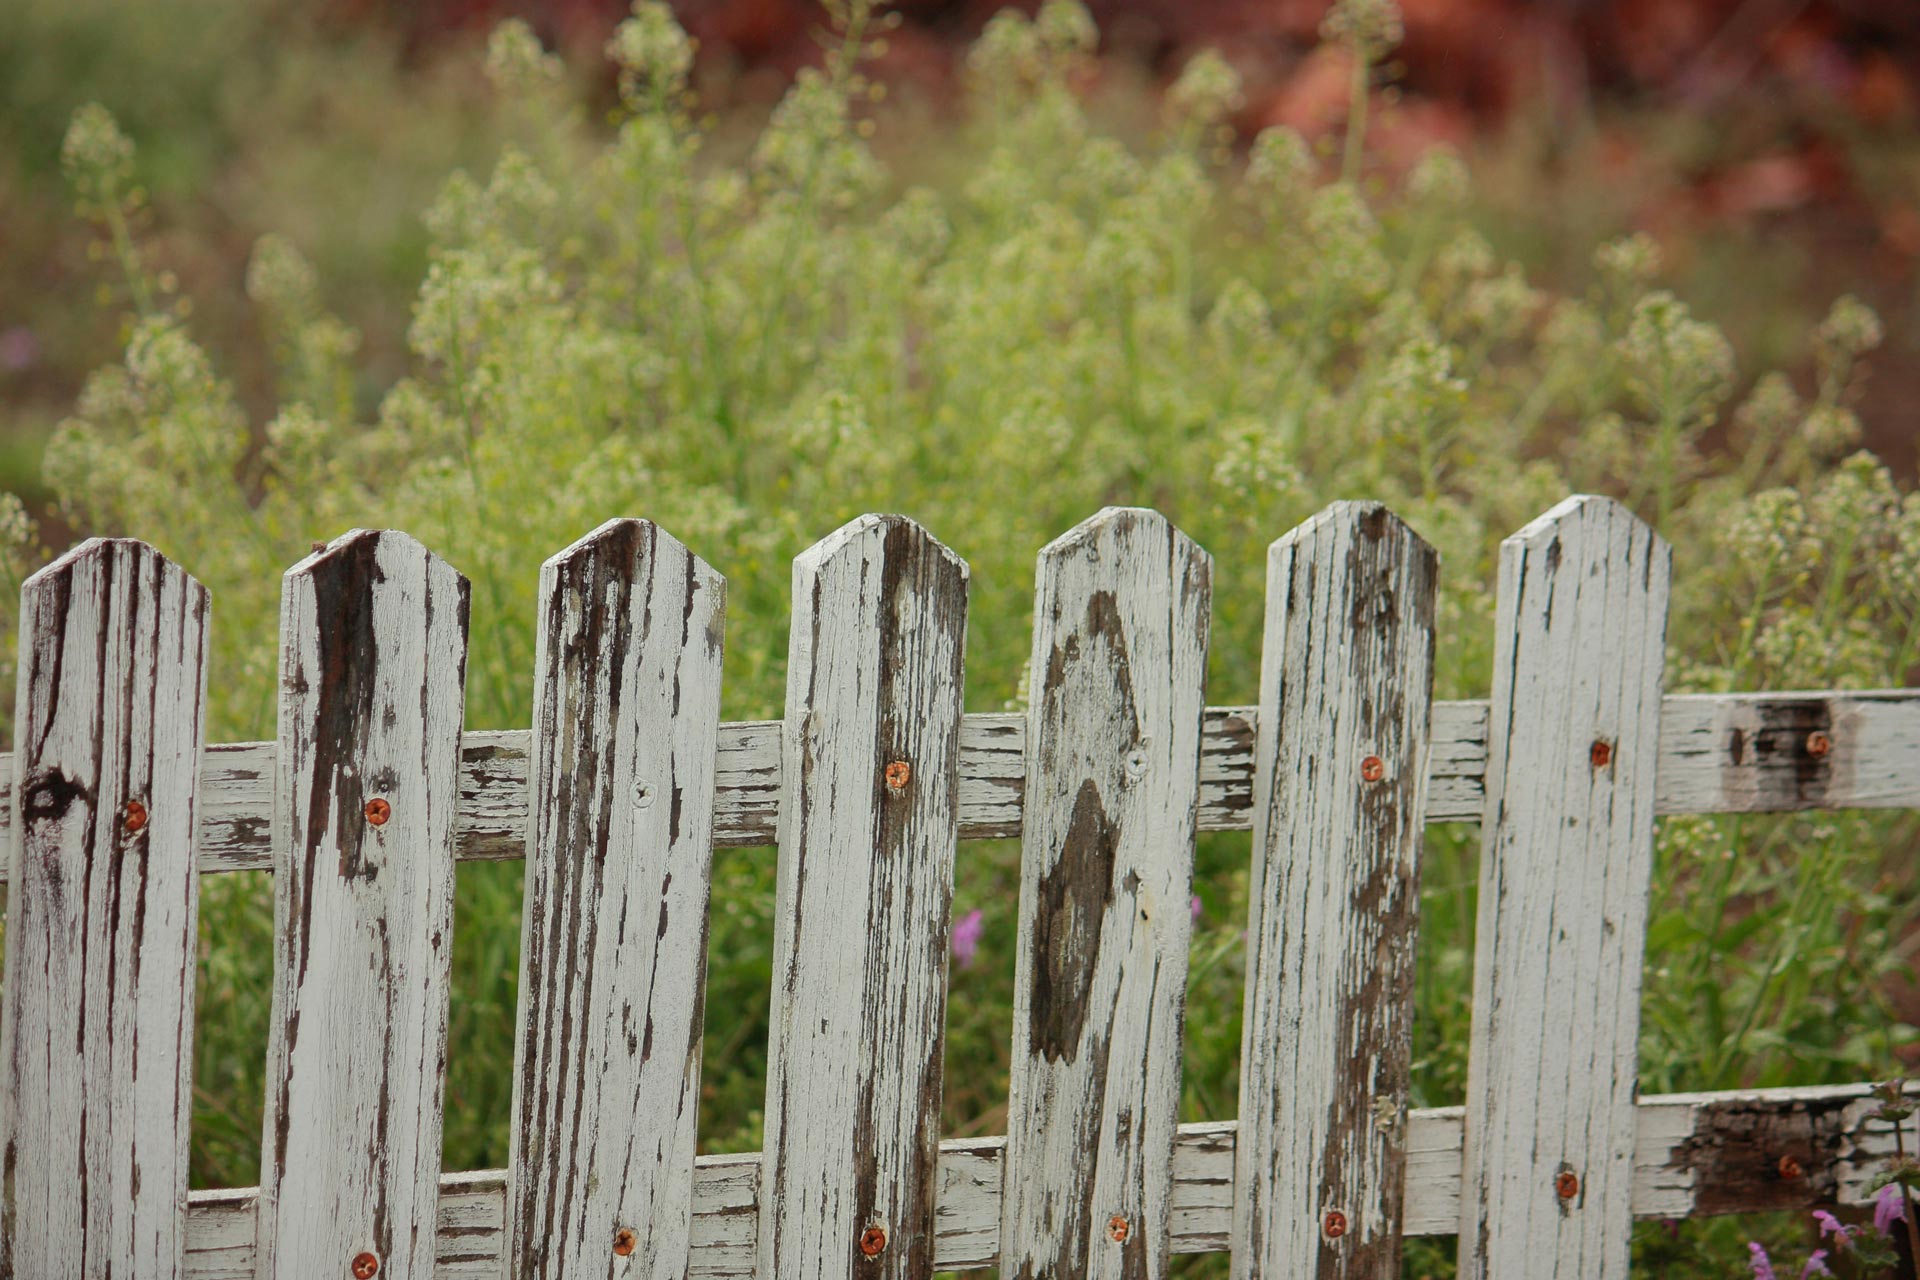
[
  {"left": 0, "top": 690, "right": 1911, "bottom": 880},
  {"left": 175, "top": 1083, "right": 1920, "bottom": 1279},
  {"left": 0, "top": 499, "right": 1912, "bottom": 1280}
]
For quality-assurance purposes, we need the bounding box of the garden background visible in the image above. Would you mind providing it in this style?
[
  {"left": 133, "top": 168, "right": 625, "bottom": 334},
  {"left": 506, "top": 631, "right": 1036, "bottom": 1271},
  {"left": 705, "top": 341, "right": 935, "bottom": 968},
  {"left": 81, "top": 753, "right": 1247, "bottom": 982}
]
[{"left": 2, "top": 0, "right": 1917, "bottom": 1274}]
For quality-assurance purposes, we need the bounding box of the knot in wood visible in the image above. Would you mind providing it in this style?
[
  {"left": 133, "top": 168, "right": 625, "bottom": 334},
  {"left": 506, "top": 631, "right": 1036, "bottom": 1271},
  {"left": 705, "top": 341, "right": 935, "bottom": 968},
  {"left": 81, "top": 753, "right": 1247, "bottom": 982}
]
[
  {"left": 350, "top": 1253, "right": 379, "bottom": 1279},
  {"left": 859, "top": 1225, "right": 888, "bottom": 1257},
  {"left": 1107, "top": 1215, "right": 1131, "bottom": 1242},
  {"left": 1805, "top": 731, "right": 1832, "bottom": 758},
  {"left": 122, "top": 799, "right": 148, "bottom": 833},
  {"left": 613, "top": 1227, "right": 638, "bottom": 1256},
  {"left": 1322, "top": 1210, "right": 1348, "bottom": 1239},
  {"left": 1589, "top": 739, "right": 1613, "bottom": 770},
  {"left": 364, "top": 797, "right": 391, "bottom": 826},
  {"left": 1555, "top": 1170, "right": 1581, "bottom": 1200},
  {"left": 884, "top": 760, "right": 911, "bottom": 791},
  {"left": 1777, "top": 1154, "right": 1804, "bottom": 1180},
  {"left": 1359, "top": 755, "right": 1384, "bottom": 783}
]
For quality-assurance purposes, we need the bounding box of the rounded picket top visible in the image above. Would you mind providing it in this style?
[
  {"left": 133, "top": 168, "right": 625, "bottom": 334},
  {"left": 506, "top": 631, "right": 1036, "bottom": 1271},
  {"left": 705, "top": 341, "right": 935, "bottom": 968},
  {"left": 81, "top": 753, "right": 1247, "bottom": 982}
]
[
  {"left": 1503, "top": 492, "right": 1671, "bottom": 566},
  {"left": 540, "top": 517, "right": 727, "bottom": 652},
  {"left": 793, "top": 511, "right": 968, "bottom": 591},
  {"left": 22, "top": 535, "right": 209, "bottom": 616},
  {"left": 1038, "top": 505, "right": 1213, "bottom": 603},
  {"left": 1269, "top": 499, "right": 1439, "bottom": 570}
]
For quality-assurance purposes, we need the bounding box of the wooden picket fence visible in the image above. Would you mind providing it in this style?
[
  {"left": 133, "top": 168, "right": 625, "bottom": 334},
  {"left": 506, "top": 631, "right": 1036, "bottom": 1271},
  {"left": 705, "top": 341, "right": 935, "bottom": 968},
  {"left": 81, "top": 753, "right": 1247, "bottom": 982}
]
[{"left": 0, "top": 496, "right": 1915, "bottom": 1280}]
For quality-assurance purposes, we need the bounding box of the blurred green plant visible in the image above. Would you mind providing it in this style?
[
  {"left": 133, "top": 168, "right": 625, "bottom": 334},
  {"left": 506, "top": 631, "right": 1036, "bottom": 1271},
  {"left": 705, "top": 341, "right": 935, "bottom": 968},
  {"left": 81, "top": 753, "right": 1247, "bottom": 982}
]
[{"left": 10, "top": 0, "right": 1918, "bottom": 1273}]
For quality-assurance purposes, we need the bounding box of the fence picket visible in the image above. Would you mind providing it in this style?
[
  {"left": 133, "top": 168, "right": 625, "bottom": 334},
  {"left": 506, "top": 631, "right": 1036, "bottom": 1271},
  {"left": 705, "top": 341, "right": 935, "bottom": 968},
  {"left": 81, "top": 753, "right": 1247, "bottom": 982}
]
[
  {"left": 1232, "top": 503, "right": 1438, "bottom": 1279},
  {"left": 506, "top": 519, "right": 725, "bottom": 1279},
  {"left": 1458, "top": 496, "right": 1670, "bottom": 1279},
  {"left": 998, "top": 507, "right": 1212, "bottom": 1280},
  {"left": 758, "top": 515, "right": 968, "bottom": 1280},
  {"left": 255, "top": 530, "right": 470, "bottom": 1280},
  {"left": 0, "top": 539, "right": 210, "bottom": 1279}
]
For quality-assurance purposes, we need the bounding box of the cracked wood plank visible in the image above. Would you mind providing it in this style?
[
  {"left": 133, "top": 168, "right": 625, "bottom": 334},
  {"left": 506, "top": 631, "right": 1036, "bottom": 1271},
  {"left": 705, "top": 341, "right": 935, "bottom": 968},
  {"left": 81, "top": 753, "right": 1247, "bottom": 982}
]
[
  {"left": 758, "top": 515, "right": 968, "bottom": 1280},
  {"left": 0, "top": 539, "right": 210, "bottom": 1279},
  {"left": 0, "top": 690, "right": 1908, "bottom": 877},
  {"left": 173, "top": 1083, "right": 1920, "bottom": 1277},
  {"left": 1459, "top": 496, "right": 1672, "bottom": 1280},
  {"left": 1233, "top": 503, "right": 1437, "bottom": 1280},
  {"left": 999, "top": 507, "right": 1212, "bottom": 1280},
  {"left": 507, "top": 519, "right": 725, "bottom": 1279},
  {"left": 255, "top": 530, "right": 470, "bottom": 1280}
]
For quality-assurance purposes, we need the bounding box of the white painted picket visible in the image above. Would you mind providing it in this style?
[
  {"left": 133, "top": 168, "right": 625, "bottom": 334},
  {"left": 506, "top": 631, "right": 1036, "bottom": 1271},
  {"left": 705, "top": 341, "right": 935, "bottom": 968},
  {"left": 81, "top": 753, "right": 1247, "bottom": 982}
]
[
  {"left": 255, "top": 531, "right": 470, "bottom": 1280},
  {"left": 0, "top": 540, "right": 210, "bottom": 1280},
  {"left": 759, "top": 515, "right": 968, "bottom": 1280},
  {"left": 507, "top": 519, "right": 725, "bottom": 1279},
  {"left": 999, "top": 507, "right": 1212, "bottom": 1280},
  {"left": 0, "top": 497, "right": 1908, "bottom": 1280},
  {"left": 1459, "top": 496, "right": 1672, "bottom": 1280},
  {"left": 1233, "top": 503, "right": 1438, "bottom": 1280}
]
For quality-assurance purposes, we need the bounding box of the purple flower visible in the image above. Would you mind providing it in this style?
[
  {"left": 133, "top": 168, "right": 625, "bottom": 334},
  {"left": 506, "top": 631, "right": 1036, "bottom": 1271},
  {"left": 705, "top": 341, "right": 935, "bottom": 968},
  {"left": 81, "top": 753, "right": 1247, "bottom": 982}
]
[
  {"left": 1747, "top": 1242, "right": 1776, "bottom": 1280},
  {"left": 951, "top": 909, "right": 984, "bottom": 970},
  {"left": 1800, "top": 1249, "right": 1830, "bottom": 1277},
  {"left": 1875, "top": 1184, "right": 1908, "bottom": 1236},
  {"left": 1811, "top": 1210, "right": 1851, "bottom": 1248},
  {"left": 1190, "top": 895, "right": 1202, "bottom": 922}
]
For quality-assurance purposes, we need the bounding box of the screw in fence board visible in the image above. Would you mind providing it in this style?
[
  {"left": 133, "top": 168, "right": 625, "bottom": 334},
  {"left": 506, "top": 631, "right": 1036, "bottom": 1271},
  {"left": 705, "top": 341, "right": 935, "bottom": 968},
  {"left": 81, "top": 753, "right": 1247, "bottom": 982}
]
[
  {"left": 1231, "top": 503, "right": 1438, "bottom": 1280},
  {"left": 758, "top": 515, "right": 968, "bottom": 1280},
  {"left": 997, "top": 507, "right": 1213, "bottom": 1280},
  {"left": 0, "top": 540, "right": 210, "bottom": 1280},
  {"left": 505, "top": 519, "right": 726, "bottom": 1280},
  {"left": 254, "top": 531, "right": 470, "bottom": 1280},
  {"left": 1458, "top": 496, "right": 1670, "bottom": 1280}
]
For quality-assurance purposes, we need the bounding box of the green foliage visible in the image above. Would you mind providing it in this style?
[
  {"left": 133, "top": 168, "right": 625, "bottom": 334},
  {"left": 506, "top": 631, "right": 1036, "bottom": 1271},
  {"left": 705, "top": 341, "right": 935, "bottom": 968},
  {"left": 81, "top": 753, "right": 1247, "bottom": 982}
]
[{"left": 18, "top": 5, "right": 1919, "bottom": 1271}]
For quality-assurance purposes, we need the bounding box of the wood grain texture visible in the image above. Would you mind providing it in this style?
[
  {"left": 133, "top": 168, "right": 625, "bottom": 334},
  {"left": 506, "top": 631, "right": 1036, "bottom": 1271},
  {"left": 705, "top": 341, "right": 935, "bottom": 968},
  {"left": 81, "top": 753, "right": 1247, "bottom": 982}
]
[
  {"left": 999, "top": 507, "right": 1212, "bottom": 1280},
  {"left": 255, "top": 530, "right": 470, "bottom": 1280},
  {"left": 1458, "top": 496, "right": 1672, "bottom": 1280},
  {"left": 759, "top": 515, "right": 968, "bottom": 1280},
  {"left": 507, "top": 519, "right": 725, "bottom": 1280},
  {"left": 0, "top": 689, "right": 1906, "bottom": 877},
  {"left": 1233, "top": 503, "right": 1437, "bottom": 1280},
  {"left": 0, "top": 539, "right": 210, "bottom": 1279},
  {"left": 171, "top": 1082, "right": 1920, "bottom": 1277}
]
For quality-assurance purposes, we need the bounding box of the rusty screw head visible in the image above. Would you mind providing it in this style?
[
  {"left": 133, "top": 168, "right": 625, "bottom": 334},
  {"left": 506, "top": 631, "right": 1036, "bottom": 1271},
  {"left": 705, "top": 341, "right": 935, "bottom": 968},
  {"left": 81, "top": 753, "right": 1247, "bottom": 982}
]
[
  {"left": 1107, "top": 1215, "right": 1130, "bottom": 1243},
  {"left": 364, "top": 797, "right": 391, "bottom": 826},
  {"left": 1323, "top": 1209, "right": 1348, "bottom": 1239},
  {"left": 1590, "top": 739, "right": 1613, "bottom": 770},
  {"left": 859, "top": 1225, "right": 888, "bottom": 1258},
  {"left": 1777, "top": 1154, "right": 1804, "bottom": 1180},
  {"left": 122, "top": 799, "right": 148, "bottom": 834},
  {"left": 613, "top": 1227, "right": 638, "bottom": 1257},
  {"left": 1555, "top": 1171, "right": 1581, "bottom": 1200},
  {"left": 1806, "top": 731, "right": 1832, "bottom": 758},
  {"left": 884, "top": 760, "right": 911, "bottom": 791},
  {"left": 1360, "top": 756, "right": 1384, "bottom": 783},
  {"left": 350, "top": 1253, "right": 379, "bottom": 1279}
]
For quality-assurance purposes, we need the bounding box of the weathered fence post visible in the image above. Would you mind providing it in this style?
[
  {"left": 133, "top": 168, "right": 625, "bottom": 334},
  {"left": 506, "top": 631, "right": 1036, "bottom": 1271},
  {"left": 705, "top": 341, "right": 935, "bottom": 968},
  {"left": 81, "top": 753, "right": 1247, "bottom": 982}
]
[
  {"left": 254, "top": 530, "right": 470, "bottom": 1280},
  {"left": 507, "top": 518, "right": 725, "bottom": 1279},
  {"left": 1458, "top": 496, "right": 1671, "bottom": 1279},
  {"left": 1232, "top": 502, "right": 1438, "bottom": 1280},
  {"left": 758, "top": 515, "right": 968, "bottom": 1280},
  {"left": 999, "top": 507, "right": 1212, "bottom": 1280},
  {"left": 0, "top": 539, "right": 210, "bottom": 1279}
]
